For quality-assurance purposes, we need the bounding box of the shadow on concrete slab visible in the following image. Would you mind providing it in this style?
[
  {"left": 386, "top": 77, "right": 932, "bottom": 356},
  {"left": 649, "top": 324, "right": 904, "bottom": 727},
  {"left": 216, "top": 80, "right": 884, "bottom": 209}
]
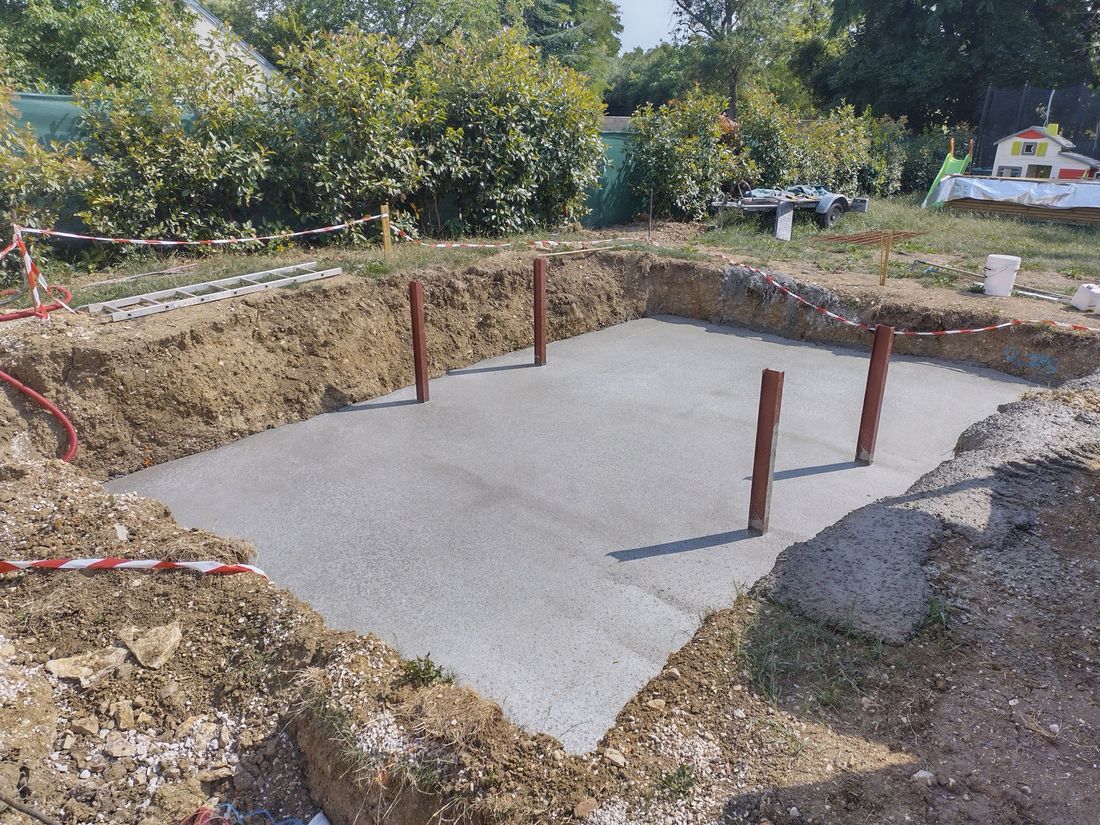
[
  {"left": 334, "top": 398, "right": 420, "bottom": 413},
  {"left": 448, "top": 363, "right": 534, "bottom": 376},
  {"left": 609, "top": 528, "right": 755, "bottom": 561}
]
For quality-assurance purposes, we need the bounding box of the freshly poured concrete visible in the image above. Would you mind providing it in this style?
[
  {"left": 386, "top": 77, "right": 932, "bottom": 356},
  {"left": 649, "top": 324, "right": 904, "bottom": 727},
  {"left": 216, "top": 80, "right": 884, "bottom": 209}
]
[{"left": 109, "top": 318, "right": 1025, "bottom": 751}]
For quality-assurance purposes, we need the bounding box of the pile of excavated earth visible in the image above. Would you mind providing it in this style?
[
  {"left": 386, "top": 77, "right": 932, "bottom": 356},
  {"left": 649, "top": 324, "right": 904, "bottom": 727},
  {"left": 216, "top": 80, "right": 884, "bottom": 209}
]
[{"left": 1, "top": 249, "right": 1097, "bottom": 825}]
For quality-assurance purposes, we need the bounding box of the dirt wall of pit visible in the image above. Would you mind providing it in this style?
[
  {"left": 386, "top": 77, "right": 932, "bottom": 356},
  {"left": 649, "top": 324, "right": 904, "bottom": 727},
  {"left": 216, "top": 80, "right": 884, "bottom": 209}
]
[{"left": 3, "top": 250, "right": 1098, "bottom": 481}]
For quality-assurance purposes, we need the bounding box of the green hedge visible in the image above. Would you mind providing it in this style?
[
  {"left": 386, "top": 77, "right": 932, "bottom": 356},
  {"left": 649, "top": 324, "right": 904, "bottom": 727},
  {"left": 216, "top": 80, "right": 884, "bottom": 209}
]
[{"left": 0, "top": 28, "right": 605, "bottom": 254}]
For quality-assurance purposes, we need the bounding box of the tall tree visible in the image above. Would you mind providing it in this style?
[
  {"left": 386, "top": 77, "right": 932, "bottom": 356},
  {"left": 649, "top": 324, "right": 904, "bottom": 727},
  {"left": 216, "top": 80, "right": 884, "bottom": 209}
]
[
  {"left": 820, "top": 0, "right": 1100, "bottom": 128},
  {"left": 208, "top": 0, "right": 529, "bottom": 62},
  {"left": 670, "top": 0, "right": 788, "bottom": 117},
  {"left": 525, "top": 0, "right": 623, "bottom": 88}
]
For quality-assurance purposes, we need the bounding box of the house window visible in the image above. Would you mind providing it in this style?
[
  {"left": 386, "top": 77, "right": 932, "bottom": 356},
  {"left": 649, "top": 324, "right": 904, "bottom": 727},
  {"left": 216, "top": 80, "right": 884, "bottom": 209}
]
[
  {"left": 997, "top": 166, "right": 1022, "bottom": 177},
  {"left": 1021, "top": 143, "right": 1038, "bottom": 155},
  {"left": 1025, "top": 164, "right": 1052, "bottom": 179}
]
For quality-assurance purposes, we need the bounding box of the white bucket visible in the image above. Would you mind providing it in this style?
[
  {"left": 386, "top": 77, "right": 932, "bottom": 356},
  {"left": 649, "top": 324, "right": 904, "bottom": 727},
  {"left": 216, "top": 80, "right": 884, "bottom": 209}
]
[
  {"left": 982, "top": 254, "right": 1021, "bottom": 297},
  {"left": 1071, "top": 283, "right": 1100, "bottom": 311},
  {"left": 1089, "top": 285, "right": 1100, "bottom": 313}
]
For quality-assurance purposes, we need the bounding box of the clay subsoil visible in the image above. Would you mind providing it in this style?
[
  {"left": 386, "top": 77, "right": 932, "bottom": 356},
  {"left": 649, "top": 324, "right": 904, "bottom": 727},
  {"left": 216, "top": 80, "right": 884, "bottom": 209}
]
[{"left": 1, "top": 247, "right": 1098, "bottom": 825}]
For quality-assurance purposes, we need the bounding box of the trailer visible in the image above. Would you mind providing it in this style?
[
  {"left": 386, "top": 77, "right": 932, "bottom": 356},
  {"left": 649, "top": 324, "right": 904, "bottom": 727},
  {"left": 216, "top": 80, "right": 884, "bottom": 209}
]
[{"left": 714, "top": 185, "right": 869, "bottom": 240}]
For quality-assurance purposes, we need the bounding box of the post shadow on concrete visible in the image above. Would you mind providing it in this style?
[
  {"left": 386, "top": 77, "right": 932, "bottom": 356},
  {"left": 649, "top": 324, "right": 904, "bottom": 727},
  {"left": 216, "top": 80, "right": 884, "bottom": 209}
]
[
  {"left": 333, "top": 398, "right": 420, "bottom": 413},
  {"left": 741, "top": 460, "right": 862, "bottom": 481},
  {"left": 608, "top": 528, "right": 755, "bottom": 562},
  {"left": 447, "top": 363, "right": 535, "bottom": 376}
]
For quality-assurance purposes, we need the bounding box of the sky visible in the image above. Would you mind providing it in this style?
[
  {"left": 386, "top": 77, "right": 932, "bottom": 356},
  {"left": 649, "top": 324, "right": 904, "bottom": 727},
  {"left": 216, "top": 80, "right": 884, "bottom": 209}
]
[{"left": 615, "top": 0, "right": 678, "bottom": 53}]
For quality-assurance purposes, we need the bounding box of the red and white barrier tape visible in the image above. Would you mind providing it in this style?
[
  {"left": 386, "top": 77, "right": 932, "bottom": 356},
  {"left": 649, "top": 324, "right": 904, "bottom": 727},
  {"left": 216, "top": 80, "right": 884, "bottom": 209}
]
[
  {"left": 711, "top": 252, "right": 1100, "bottom": 336},
  {"left": 389, "top": 224, "right": 644, "bottom": 250},
  {"left": 0, "top": 558, "right": 266, "bottom": 577},
  {"left": 17, "top": 214, "right": 384, "bottom": 247}
]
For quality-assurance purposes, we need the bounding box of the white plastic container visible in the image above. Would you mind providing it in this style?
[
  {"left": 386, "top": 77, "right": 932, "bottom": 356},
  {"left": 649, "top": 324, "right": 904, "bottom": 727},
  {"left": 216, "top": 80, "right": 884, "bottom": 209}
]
[
  {"left": 1089, "top": 285, "right": 1100, "bottom": 313},
  {"left": 982, "top": 254, "right": 1021, "bottom": 297},
  {"left": 1070, "top": 283, "right": 1100, "bottom": 311}
]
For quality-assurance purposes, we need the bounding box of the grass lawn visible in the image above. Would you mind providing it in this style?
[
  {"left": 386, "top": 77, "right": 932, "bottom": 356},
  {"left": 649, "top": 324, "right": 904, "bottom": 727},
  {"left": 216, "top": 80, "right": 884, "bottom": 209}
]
[{"left": 700, "top": 195, "right": 1100, "bottom": 292}]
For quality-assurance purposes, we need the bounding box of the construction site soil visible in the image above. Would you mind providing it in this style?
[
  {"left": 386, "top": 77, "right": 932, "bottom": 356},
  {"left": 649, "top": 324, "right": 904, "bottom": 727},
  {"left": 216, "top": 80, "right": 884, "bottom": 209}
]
[{"left": 1, "top": 248, "right": 1097, "bottom": 825}]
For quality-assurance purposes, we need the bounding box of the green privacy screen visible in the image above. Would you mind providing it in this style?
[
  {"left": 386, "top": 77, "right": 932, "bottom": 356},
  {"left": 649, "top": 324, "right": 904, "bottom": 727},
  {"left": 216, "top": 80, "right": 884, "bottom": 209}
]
[
  {"left": 10, "top": 93, "right": 86, "bottom": 143},
  {"left": 583, "top": 130, "right": 643, "bottom": 228}
]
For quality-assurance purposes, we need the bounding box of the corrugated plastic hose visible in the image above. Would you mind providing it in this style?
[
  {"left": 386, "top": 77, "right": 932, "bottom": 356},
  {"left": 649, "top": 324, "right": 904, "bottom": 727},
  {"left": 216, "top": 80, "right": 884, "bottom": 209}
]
[{"left": 0, "top": 369, "right": 78, "bottom": 462}]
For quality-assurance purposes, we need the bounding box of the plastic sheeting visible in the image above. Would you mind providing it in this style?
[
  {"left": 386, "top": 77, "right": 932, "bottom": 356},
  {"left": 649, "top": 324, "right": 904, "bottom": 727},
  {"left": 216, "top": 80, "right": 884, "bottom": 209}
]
[{"left": 930, "top": 175, "right": 1100, "bottom": 210}]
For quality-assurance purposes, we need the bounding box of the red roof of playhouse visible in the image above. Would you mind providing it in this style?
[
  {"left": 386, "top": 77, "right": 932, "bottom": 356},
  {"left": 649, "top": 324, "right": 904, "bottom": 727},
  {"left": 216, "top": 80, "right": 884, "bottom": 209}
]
[{"left": 995, "top": 126, "right": 1076, "bottom": 149}]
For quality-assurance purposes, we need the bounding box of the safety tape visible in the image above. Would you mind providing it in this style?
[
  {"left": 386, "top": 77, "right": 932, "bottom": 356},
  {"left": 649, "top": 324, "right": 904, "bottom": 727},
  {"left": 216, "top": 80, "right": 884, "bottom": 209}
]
[
  {"left": 710, "top": 252, "right": 1100, "bottom": 336},
  {"left": 0, "top": 558, "right": 267, "bottom": 577},
  {"left": 16, "top": 214, "right": 384, "bottom": 247},
  {"left": 389, "top": 224, "right": 644, "bottom": 250}
]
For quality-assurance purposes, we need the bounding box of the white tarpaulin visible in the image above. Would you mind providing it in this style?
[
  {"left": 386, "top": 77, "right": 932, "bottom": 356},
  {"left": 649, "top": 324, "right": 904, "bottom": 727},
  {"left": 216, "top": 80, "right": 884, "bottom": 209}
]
[{"left": 930, "top": 175, "right": 1100, "bottom": 209}]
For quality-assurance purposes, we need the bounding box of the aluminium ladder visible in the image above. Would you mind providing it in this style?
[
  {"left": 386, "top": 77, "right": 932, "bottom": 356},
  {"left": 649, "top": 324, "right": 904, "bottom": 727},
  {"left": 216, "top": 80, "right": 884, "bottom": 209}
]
[{"left": 84, "top": 261, "right": 342, "bottom": 322}]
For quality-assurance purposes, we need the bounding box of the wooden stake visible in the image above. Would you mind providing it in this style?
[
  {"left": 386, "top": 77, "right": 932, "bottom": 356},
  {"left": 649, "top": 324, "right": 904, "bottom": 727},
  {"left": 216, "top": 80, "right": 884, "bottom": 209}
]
[
  {"left": 381, "top": 204, "right": 393, "bottom": 263},
  {"left": 878, "top": 231, "right": 894, "bottom": 286}
]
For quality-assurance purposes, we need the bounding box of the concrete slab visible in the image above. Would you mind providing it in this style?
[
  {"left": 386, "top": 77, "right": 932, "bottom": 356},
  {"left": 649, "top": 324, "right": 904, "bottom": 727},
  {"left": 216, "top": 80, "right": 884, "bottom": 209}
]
[{"left": 108, "top": 317, "right": 1026, "bottom": 751}]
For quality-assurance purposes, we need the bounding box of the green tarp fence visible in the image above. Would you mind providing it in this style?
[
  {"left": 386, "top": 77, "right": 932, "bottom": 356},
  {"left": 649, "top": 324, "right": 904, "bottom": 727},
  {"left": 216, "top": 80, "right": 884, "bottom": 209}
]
[
  {"left": 10, "top": 93, "right": 86, "bottom": 143},
  {"left": 8, "top": 93, "right": 642, "bottom": 228}
]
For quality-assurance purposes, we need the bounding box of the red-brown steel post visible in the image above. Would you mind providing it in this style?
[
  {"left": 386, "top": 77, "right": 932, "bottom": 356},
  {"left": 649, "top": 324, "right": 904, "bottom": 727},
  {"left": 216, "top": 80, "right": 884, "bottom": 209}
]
[
  {"left": 409, "top": 280, "right": 429, "bottom": 403},
  {"left": 855, "top": 324, "right": 894, "bottom": 464},
  {"left": 533, "top": 257, "right": 547, "bottom": 366},
  {"left": 748, "top": 369, "right": 785, "bottom": 535}
]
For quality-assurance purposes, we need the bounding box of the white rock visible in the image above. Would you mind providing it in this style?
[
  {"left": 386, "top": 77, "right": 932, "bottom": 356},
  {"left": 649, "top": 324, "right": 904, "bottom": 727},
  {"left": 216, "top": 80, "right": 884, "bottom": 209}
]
[
  {"left": 120, "top": 623, "right": 182, "bottom": 670},
  {"left": 911, "top": 769, "right": 936, "bottom": 786},
  {"left": 113, "top": 523, "right": 130, "bottom": 543},
  {"left": 733, "top": 708, "right": 746, "bottom": 719},
  {"left": 603, "top": 748, "right": 627, "bottom": 768},
  {"left": 46, "top": 647, "right": 128, "bottom": 686}
]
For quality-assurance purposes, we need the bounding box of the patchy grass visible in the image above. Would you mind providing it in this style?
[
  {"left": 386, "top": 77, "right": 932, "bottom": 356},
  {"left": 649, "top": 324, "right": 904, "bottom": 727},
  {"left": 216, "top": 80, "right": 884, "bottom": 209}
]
[
  {"left": 702, "top": 196, "right": 1100, "bottom": 281},
  {"left": 398, "top": 654, "right": 455, "bottom": 688},
  {"left": 658, "top": 763, "right": 695, "bottom": 797},
  {"left": 731, "top": 602, "right": 885, "bottom": 712}
]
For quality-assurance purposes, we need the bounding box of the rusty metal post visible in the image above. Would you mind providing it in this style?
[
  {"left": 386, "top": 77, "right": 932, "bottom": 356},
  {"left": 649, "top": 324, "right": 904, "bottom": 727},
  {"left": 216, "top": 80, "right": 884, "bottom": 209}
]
[
  {"left": 409, "top": 280, "right": 428, "bottom": 403},
  {"left": 855, "top": 324, "right": 894, "bottom": 464},
  {"left": 533, "top": 257, "right": 547, "bottom": 366},
  {"left": 748, "top": 369, "right": 784, "bottom": 534}
]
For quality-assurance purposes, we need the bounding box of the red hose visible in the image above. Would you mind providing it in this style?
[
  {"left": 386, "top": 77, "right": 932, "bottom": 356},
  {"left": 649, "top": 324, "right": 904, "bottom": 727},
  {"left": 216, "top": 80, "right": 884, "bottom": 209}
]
[
  {"left": 0, "top": 369, "right": 78, "bottom": 461},
  {"left": 0, "top": 284, "right": 73, "bottom": 322}
]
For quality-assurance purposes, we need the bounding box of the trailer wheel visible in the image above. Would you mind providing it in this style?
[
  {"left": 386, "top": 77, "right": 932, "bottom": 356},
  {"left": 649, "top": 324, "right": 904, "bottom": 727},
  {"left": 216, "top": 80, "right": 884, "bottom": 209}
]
[{"left": 816, "top": 202, "right": 847, "bottom": 228}]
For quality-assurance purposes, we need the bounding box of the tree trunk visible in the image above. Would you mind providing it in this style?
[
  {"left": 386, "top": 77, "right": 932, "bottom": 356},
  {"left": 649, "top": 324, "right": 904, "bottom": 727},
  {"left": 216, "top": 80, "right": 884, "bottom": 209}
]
[{"left": 727, "top": 65, "right": 739, "bottom": 119}]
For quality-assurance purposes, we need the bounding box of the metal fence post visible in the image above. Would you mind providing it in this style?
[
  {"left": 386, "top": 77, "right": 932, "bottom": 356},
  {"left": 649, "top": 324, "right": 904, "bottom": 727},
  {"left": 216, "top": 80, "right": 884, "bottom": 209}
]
[
  {"left": 533, "top": 257, "right": 547, "bottom": 366},
  {"left": 855, "top": 324, "right": 894, "bottom": 464},
  {"left": 748, "top": 369, "right": 785, "bottom": 534},
  {"left": 409, "top": 280, "right": 428, "bottom": 403}
]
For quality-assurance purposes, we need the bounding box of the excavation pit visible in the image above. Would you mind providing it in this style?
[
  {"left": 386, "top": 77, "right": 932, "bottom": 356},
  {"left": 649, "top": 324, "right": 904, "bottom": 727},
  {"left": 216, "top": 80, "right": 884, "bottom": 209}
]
[{"left": 107, "top": 316, "right": 1025, "bottom": 751}]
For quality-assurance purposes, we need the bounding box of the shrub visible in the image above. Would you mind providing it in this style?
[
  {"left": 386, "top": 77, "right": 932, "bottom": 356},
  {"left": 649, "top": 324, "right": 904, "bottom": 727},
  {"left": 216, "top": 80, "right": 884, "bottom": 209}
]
[
  {"left": 739, "top": 89, "right": 907, "bottom": 196},
  {"left": 417, "top": 31, "right": 605, "bottom": 235},
  {"left": 270, "top": 28, "right": 437, "bottom": 228},
  {"left": 74, "top": 35, "right": 273, "bottom": 243},
  {"left": 627, "top": 87, "right": 756, "bottom": 221}
]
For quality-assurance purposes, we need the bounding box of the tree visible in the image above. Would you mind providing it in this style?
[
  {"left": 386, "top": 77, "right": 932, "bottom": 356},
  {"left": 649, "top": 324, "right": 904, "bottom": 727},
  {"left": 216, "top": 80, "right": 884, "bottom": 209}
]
[
  {"left": 525, "top": 0, "right": 623, "bottom": 89},
  {"left": 669, "top": 0, "right": 789, "bottom": 118},
  {"left": 819, "top": 0, "right": 1100, "bottom": 128},
  {"left": 0, "top": 0, "right": 190, "bottom": 93},
  {"left": 604, "top": 42, "right": 711, "bottom": 115},
  {"left": 627, "top": 87, "right": 755, "bottom": 219},
  {"left": 207, "top": 0, "right": 527, "bottom": 63}
]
